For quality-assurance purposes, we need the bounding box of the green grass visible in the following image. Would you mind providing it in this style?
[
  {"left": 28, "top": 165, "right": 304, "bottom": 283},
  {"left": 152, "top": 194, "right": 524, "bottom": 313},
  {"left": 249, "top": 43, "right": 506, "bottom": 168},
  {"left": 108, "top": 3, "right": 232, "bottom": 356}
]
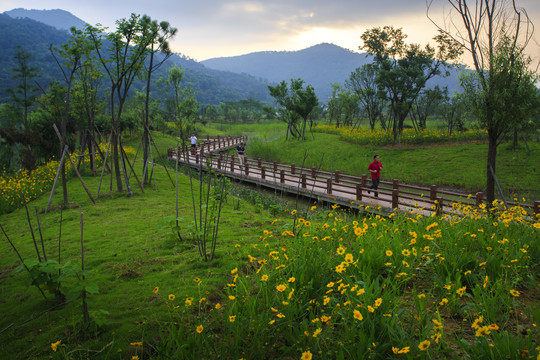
[
  {"left": 0, "top": 157, "right": 276, "bottom": 359},
  {"left": 1, "top": 128, "right": 539, "bottom": 359}
]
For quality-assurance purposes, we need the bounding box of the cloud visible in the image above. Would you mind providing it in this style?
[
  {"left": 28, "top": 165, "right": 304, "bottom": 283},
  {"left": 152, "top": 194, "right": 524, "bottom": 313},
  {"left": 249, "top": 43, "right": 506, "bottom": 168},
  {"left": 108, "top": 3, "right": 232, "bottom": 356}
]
[{"left": 1, "top": 0, "right": 538, "bottom": 61}]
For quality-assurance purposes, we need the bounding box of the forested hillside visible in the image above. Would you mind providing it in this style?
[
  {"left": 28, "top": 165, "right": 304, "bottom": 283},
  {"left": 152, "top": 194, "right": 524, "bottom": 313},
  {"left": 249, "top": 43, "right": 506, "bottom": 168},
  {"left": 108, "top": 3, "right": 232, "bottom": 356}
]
[
  {"left": 0, "top": 12, "right": 271, "bottom": 105},
  {"left": 202, "top": 43, "right": 464, "bottom": 101}
]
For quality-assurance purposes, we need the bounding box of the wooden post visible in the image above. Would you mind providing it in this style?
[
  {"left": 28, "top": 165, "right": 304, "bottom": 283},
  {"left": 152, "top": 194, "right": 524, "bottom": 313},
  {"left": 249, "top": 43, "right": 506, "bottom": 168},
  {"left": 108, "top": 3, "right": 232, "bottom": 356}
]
[
  {"left": 361, "top": 175, "right": 367, "bottom": 191},
  {"left": 430, "top": 185, "right": 437, "bottom": 201},
  {"left": 280, "top": 170, "right": 285, "bottom": 183},
  {"left": 230, "top": 156, "right": 235, "bottom": 172},
  {"left": 195, "top": 154, "right": 199, "bottom": 164},
  {"left": 291, "top": 163, "right": 296, "bottom": 175},
  {"left": 327, "top": 178, "right": 332, "bottom": 195},
  {"left": 311, "top": 167, "right": 317, "bottom": 178},
  {"left": 392, "top": 189, "right": 399, "bottom": 210},
  {"left": 476, "top": 192, "right": 484, "bottom": 207},
  {"left": 334, "top": 171, "right": 340, "bottom": 183},
  {"left": 262, "top": 167, "right": 266, "bottom": 180},
  {"left": 356, "top": 183, "right": 362, "bottom": 201},
  {"left": 257, "top": 158, "right": 262, "bottom": 168},
  {"left": 393, "top": 179, "right": 399, "bottom": 190},
  {"left": 217, "top": 157, "right": 221, "bottom": 170},
  {"left": 245, "top": 163, "right": 249, "bottom": 176},
  {"left": 301, "top": 174, "right": 307, "bottom": 189},
  {"left": 274, "top": 161, "right": 278, "bottom": 172}
]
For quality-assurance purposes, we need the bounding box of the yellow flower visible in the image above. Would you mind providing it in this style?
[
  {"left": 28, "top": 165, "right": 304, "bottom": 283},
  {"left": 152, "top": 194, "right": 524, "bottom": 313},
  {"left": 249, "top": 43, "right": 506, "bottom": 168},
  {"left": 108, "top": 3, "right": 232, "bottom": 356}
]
[
  {"left": 418, "top": 340, "right": 430, "bottom": 351},
  {"left": 193, "top": 277, "right": 201, "bottom": 284},
  {"left": 51, "top": 340, "right": 61, "bottom": 352},
  {"left": 353, "top": 309, "right": 363, "bottom": 321},
  {"left": 130, "top": 341, "right": 143, "bottom": 346},
  {"left": 291, "top": 210, "right": 297, "bottom": 215},
  {"left": 231, "top": 268, "right": 238, "bottom": 274},
  {"left": 168, "top": 294, "right": 176, "bottom": 301},
  {"left": 418, "top": 294, "right": 425, "bottom": 299},
  {"left": 153, "top": 286, "right": 159, "bottom": 294},
  {"left": 312, "top": 328, "right": 322, "bottom": 337},
  {"left": 401, "top": 249, "right": 410, "bottom": 257},
  {"left": 471, "top": 316, "right": 483, "bottom": 329},
  {"left": 276, "top": 284, "right": 287, "bottom": 292},
  {"left": 398, "top": 347, "right": 410, "bottom": 354},
  {"left": 374, "top": 298, "right": 382, "bottom": 307},
  {"left": 228, "top": 295, "right": 236, "bottom": 300},
  {"left": 368, "top": 306, "right": 375, "bottom": 313},
  {"left": 288, "top": 277, "right": 296, "bottom": 283},
  {"left": 311, "top": 205, "right": 317, "bottom": 211},
  {"left": 456, "top": 286, "right": 466, "bottom": 297},
  {"left": 488, "top": 324, "right": 499, "bottom": 331},
  {"left": 510, "top": 289, "right": 520, "bottom": 297},
  {"left": 301, "top": 350, "right": 313, "bottom": 360},
  {"left": 261, "top": 274, "right": 269, "bottom": 281},
  {"left": 229, "top": 315, "right": 236, "bottom": 322},
  {"left": 196, "top": 325, "right": 204, "bottom": 333},
  {"left": 386, "top": 250, "right": 393, "bottom": 256},
  {"left": 321, "top": 315, "right": 331, "bottom": 323},
  {"left": 439, "top": 298, "right": 448, "bottom": 306},
  {"left": 215, "top": 303, "right": 221, "bottom": 310},
  {"left": 475, "top": 326, "right": 491, "bottom": 337}
]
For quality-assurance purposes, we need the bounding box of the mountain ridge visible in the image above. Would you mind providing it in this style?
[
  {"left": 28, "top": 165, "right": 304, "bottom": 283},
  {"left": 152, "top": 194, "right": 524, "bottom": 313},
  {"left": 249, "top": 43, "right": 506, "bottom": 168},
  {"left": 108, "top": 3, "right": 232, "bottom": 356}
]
[
  {"left": 4, "top": 8, "right": 87, "bottom": 30},
  {"left": 2, "top": 8, "right": 464, "bottom": 105}
]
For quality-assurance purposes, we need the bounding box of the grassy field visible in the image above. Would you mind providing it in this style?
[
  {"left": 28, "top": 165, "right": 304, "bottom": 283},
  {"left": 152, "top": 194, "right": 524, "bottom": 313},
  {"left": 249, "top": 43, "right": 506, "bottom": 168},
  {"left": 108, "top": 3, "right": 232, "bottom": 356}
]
[{"left": 1, "top": 127, "right": 538, "bottom": 359}]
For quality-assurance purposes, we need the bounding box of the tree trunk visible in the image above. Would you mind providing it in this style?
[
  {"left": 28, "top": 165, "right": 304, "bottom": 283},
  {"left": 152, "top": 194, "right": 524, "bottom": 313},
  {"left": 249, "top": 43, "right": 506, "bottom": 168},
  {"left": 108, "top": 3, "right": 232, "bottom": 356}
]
[
  {"left": 486, "top": 132, "right": 497, "bottom": 206},
  {"left": 112, "top": 133, "right": 123, "bottom": 192}
]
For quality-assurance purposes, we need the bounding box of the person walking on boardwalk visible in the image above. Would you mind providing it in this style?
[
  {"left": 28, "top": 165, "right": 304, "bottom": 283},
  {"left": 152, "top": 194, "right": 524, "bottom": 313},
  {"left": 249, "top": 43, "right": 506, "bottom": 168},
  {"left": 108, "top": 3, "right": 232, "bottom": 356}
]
[
  {"left": 190, "top": 134, "right": 197, "bottom": 149},
  {"left": 367, "top": 154, "right": 383, "bottom": 197},
  {"left": 236, "top": 142, "right": 246, "bottom": 172}
]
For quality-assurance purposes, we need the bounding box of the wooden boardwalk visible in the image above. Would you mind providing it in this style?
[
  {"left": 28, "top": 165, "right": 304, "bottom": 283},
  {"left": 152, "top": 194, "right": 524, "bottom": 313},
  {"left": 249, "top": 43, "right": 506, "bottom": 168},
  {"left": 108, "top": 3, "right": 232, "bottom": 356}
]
[{"left": 168, "top": 136, "right": 539, "bottom": 216}]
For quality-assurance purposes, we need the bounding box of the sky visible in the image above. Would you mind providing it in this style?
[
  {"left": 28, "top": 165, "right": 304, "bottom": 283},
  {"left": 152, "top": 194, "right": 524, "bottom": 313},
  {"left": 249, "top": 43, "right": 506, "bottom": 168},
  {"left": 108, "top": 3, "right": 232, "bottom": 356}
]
[{"left": 1, "top": 0, "right": 539, "bottom": 63}]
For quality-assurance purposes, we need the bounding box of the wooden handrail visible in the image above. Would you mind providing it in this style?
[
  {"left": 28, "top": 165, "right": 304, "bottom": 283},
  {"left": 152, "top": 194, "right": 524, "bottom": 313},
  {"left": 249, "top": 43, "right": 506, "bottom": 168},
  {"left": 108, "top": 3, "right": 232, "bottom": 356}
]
[{"left": 168, "top": 139, "right": 538, "bottom": 216}]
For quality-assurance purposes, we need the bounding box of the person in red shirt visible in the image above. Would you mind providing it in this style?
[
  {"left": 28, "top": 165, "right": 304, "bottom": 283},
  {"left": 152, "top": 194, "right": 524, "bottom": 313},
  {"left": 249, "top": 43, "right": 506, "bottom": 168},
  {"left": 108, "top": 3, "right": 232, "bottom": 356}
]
[{"left": 367, "top": 154, "right": 383, "bottom": 197}]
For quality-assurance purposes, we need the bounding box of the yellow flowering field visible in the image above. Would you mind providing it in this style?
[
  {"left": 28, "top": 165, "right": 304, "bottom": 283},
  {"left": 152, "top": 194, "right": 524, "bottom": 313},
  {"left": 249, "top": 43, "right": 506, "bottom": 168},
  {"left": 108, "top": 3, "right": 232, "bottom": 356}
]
[
  {"left": 149, "top": 203, "right": 539, "bottom": 359},
  {"left": 313, "top": 125, "right": 487, "bottom": 146},
  {"left": 0, "top": 144, "right": 133, "bottom": 214}
]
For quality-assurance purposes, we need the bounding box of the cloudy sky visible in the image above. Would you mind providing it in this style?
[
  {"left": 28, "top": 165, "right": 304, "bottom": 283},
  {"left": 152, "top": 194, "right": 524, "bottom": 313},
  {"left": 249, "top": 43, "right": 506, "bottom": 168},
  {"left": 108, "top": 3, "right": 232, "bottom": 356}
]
[{"left": 1, "top": 0, "right": 539, "bottom": 62}]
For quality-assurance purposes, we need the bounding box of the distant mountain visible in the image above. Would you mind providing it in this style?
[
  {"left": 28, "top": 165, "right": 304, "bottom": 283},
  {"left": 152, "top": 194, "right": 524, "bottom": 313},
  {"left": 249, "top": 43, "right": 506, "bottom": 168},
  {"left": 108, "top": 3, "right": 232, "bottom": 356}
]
[
  {"left": 4, "top": 8, "right": 87, "bottom": 30},
  {"left": 202, "top": 43, "right": 464, "bottom": 102},
  {"left": 0, "top": 10, "right": 271, "bottom": 105}
]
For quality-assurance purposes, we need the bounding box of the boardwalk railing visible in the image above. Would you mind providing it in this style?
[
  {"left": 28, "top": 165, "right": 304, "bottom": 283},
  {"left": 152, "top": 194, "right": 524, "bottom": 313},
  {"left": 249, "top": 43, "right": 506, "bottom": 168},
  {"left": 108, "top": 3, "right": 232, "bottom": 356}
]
[{"left": 168, "top": 142, "right": 540, "bottom": 216}]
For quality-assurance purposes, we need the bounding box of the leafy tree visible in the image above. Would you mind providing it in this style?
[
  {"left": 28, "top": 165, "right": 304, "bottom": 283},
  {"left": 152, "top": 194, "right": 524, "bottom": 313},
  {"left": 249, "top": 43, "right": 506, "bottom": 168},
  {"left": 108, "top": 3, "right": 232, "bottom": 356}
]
[
  {"left": 268, "top": 79, "right": 318, "bottom": 140},
  {"left": 410, "top": 85, "right": 447, "bottom": 131},
  {"left": 440, "top": 92, "right": 467, "bottom": 135},
  {"left": 158, "top": 65, "right": 198, "bottom": 147},
  {"left": 0, "top": 47, "right": 41, "bottom": 170},
  {"left": 70, "top": 53, "right": 106, "bottom": 175},
  {"left": 360, "top": 26, "right": 462, "bottom": 142},
  {"left": 87, "top": 14, "right": 158, "bottom": 194},
  {"left": 428, "top": 0, "right": 537, "bottom": 204},
  {"left": 346, "top": 64, "right": 387, "bottom": 130},
  {"left": 50, "top": 27, "right": 93, "bottom": 204},
  {"left": 327, "top": 83, "right": 360, "bottom": 128},
  {"left": 140, "top": 16, "right": 177, "bottom": 184}
]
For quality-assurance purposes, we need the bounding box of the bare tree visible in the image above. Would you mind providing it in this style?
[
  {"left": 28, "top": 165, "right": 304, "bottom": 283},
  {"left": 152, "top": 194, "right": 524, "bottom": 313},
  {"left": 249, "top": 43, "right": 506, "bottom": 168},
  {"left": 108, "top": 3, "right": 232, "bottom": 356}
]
[{"left": 427, "top": 0, "right": 537, "bottom": 204}]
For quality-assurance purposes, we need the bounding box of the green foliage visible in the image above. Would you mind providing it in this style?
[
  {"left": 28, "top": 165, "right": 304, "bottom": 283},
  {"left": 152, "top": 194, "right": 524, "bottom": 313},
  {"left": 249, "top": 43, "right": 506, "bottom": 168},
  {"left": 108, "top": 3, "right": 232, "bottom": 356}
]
[
  {"left": 268, "top": 78, "right": 319, "bottom": 140},
  {"left": 360, "top": 26, "right": 463, "bottom": 139}
]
